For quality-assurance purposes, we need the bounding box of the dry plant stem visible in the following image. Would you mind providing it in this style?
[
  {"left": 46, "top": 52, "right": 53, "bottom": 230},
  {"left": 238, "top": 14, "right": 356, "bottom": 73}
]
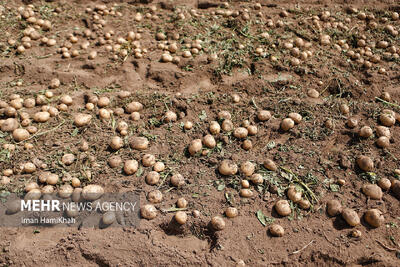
[{"left": 290, "top": 240, "right": 315, "bottom": 255}]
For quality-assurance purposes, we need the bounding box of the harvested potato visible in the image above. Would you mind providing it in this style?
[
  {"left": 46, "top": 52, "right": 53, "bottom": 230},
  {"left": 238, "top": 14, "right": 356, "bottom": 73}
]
[
  {"left": 239, "top": 188, "right": 253, "bottom": 198},
  {"left": 74, "top": 113, "right": 92, "bottom": 127},
  {"left": 141, "top": 204, "right": 157, "bottom": 220},
  {"left": 269, "top": 224, "right": 284, "bottom": 237},
  {"left": 175, "top": 211, "right": 187, "bottom": 225},
  {"left": 219, "top": 160, "right": 238, "bottom": 176},
  {"left": 377, "top": 178, "right": 391, "bottom": 190},
  {"left": 362, "top": 184, "right": 382, "bottom": 200},
  {"left": 124, "top": 160, "right": 139, "bottom": 175},
  {"left": 275, "top": 200, "right": 291, "bottom": 216},
  {"left": 211, "top": 216, "right": 225, "bottom": 231},
  {"left": 257, "top": 110, "right": 271, "bottom": 121},
  {"left": 263, "top": 159, "right": 277, "bottom": 171},
  {"left": 287, "top": 186, "right": 302, "bottom": 203},
  {"left": 240, "top": 161, "right": 255, "bottom": 176},
  {"left": 147, "top": 190, "right": 163, "bottom": 203},
  {"left": 326, "top": 199, "right": 342, "bottom": 216},
  {"left": 145, "top": 171, "right": 160, "bottom": 185},
  {"left": 13, "top": 128, "right": 30, "bottom": 141},
  {"left": 342, "top": 208, "right": 360, "bottom": 227},
  {"left": 170, "top": 173, "right": 185, "bottom": 187},
  {"left": 356, "top": 156, "right": 374, "bottom": 172},
  {"left": 188, "top": 139, "right": 202, "bottom": 155},
  {"left": 130, "top": 137, "right": 149, "bottom": 150},
  {"left": 81, "top": 184, "right": 104, "bottom": 201},
  {"left": 364, "top": 209, "right": 384, "bottom": 228},
  {"left": 225, "top": 207, "right": 238, "bottom": 218}
]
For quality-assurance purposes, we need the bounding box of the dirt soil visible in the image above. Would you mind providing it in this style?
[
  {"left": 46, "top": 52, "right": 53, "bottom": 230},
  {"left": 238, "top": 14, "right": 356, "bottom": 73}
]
[{"left": 0, "top": 0, "right": 400, "bottom": 266}]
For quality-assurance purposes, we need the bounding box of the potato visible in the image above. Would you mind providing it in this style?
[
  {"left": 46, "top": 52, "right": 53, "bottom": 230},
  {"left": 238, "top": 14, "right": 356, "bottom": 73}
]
[
  {"left": 25, "top": 182, "right": 39, "bottom": 192},
  {"left": 209, "top": 121, "right": 221, "bottom": 135},
  {"left": 221, "top": 120, "right": 233, "bottom": 132},
  {"left": 376, "top": 136, "right": 390, "bottom": 148},
  {"left": 392, "top": 181, "right": 400, "bottom": 199},
  {"left": 250, "top": 173, "right": 263, "bottom": 184},
  {"left": 99, "top": 108, "right": 111, "bottom": 119},
  {"left": 13, "top": 128, "right": 30, "bottom": 141},
  {"left": 175, "top": 211, "right": 187, "bottom": 225},
  {"left": 380, "top": 113, "right": 395, "bottom": 127},
  {"left": 102, "top": 211, "right": 116, "bottom": 225},
  {"left": 176, "top": 197, "right": 188, "bottom": 208},
  {"left": 326, "top": 199, "right": 342, "bottom": 216},
  {"left": 281, "top": 118, "right": 295, "bottom": 131},
  {"left": 170, "top": 173, "right": 185, "bottom": 187},
  {"left": 342, "top": 208, "right": 360, "bottom": 227},
  {"left": 59, "top": 184, "right": 74, "bottom": 198},
  {"left": 142, "top": 154, "right": 156, "bottom": 167},
  {"left": 108, "top": 155, "right": 122, "bottom": 168},
  {"left": 356, "top": 156, "right": 374, "bottom": 172},
  {"left": 263, "top": 159, "right": 277, "bottom": 171},
  {"left": 130, "top": 137, "right": 149, "bottom": 150},
  {"left": 257, "top": 110, "right": 271, "bottom": 121},
  {"left": 364, "top": 209, "right": 384, "bottom": 228},
  {"left": 211, "top": 216, "right": 225, "bottom": 231},
  {"left": 60, "top": 95, "right": 73, "bottom": 105},
  {"left": 240, "top": 161, "right": 255, "bottom": 176},
  {"left": 362, "top": 184, "right": 382, "bottom": 200},
  {"left": 288, "top": 112, "right": 302, "bottom": 124},
  {"left": 74, "top": 113, "right": 92, "bottom": 127},
  {"left": 124, "top": 160, "right": 139, "bottom": 175},
  {"left": 346, "top": 117, "right": 358, "bottom": 128},
  {"left": 147, "top": 190, "right": 163, "bottom": 203},
  {"left": 233, "top": 127, "right": 248, "bottom": 139},
  {"left": 146, "top": 171, "right": 160, "bottom": 185},
  {"left": 287, "top": 186, "right": 302, "bottom": 203},
  {"left": 97, "top": 96, "right": 110, "bottom": 107},
  {"left": 184, "top": 121, "right": 193, "bottom": 130},
  {"left": 247, "top": 125, "right": 258, "bottom": 135},
  {"left": 33, "top": 111, "right": 50, "bottom": 123},
  {"left": 188, "top": 139, "right": 202, "bottom": 155},
  {"left": 6, "top": 200, "right": 21, "bottom": 215},
  {"left": 1, "top": 118, "right": 19, "bottom": 132},
  {"left": 164, "top": 110, "right": 177, "bottom": 122},
  {"left": 153, "top": 162, "right": 165, "bottom": 172},
  {"left": 203, "top": 134, "right": 216, "bottom": 148},
  {"left": 225, "top": 207, "right": 238, "bottom": 218},
  {"left": 141, "top": 204, "right": 157, "bottom": 220},
  {"left": 377, "top": 178, "right": 391, "bottom": 190},
  {"left": 110, "top": 136, "right": 124, "bottom": 150},
  {"left": 219, "top": 160, "right": 238, "bottom": 176},
  {"left": 298, "top": 199, "right": 311, "bottom": 210},
  {"left": 125, "top": 101, "right": 143, "bottom": 113},
  {"left": 242, "top": 140, "right": 252, "bottom": 150},
  {"left": 82, "top": 184, "right": 104, "bottom": 201},
  {"left": 46, "top": 173, "right": 59, "bottom": 185},
  {"left": 269, "top": 224, "right": 284, "bottom": 237},
  {"left": 23, "top": 162, "right": 36, "bottom": 174},
  {"left": 25, "top": 189, "right": 41, "bottom": 200},
  {"left": 239, "top": 188, "right": 253, "bottom": 198},
  {"left": 359, "top": 126, "right": 373, "bottom": 138},
  {"left": 376, "top": 126, "right": 391, "bottom": 138},
  {"left": 62, "top": 153, "right": 75, "bottom": 165},
  {"left": 274, "top": 200, "right": 291, "bottom": 216}
]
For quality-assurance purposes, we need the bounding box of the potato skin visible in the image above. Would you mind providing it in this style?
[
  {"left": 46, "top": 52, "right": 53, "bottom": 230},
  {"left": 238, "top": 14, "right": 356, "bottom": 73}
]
[
  {"left": 342, "top": 208, "right": 360, "bottom": 227},
  {"left": 326, "top": 199, "right": 342, "bottom": 216}
]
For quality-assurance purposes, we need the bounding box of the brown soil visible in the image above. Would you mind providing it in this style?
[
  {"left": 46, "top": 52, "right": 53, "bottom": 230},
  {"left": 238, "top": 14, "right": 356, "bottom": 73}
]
[{"left": 1, "top": 0, "right": 400, "bottom": 266}]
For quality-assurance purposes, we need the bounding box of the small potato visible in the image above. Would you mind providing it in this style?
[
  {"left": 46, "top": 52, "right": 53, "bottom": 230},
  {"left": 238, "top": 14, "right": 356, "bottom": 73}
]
[
  {"left": 240, "top": 161, "right": 255, "bottom": 176},
  {"left": 263, "top": 159, "right": 277, "bottom": 171},
  {"left": 225, "top": 207, "right": 238, "bottom": 218},
  {"left": 108, "top": 155, "right": 122, "bottom": 168},
  {"left": 376, "top": 136, "right": 390, "bottom": 148},
  {"left": 298, "top": 199, "right": 311, "bottom": 210},
  {"left": 269, "top": 224, "right": 284, "bottom": 237},
  {"left": 60, "top": 95, "right": 73, "bottom": 106},
  {"left": 153, "top": 162, "right": 165, "bottom": 172},
  {"left": 362, "top": 184, "right": 382, "bottom": 200},
  {"left": 288, "top": 112, "right": 302, "bottom": 124},
  {"left": 203, "top": 135, "right": 216, "bottom": 148},
  {"left": 233, "top": 127, "right": 248, "bottom": 139},
  {"left": 74, "top": 113, "right": 92, "bottom": 127},
  {"left": 359, "top": 126, "right": 373, "bottom": 138},
  {"left": 356, "top": 156, "right": 374, "bottom": 172},
  {"left": 46, "top": 173, "right": 59, "bottom": 185},
  {"left": 281, "top": 118, "right": 295, "bottom": 131},
  {"left": 364, "top": 209, "right": 384, "bottom": 228},
  {"left": 25, "top": 182, "right": 39, "bottom": 192},
  {"left": 346, "top": 117, "right": 358, "bottom": 128},
  {"left": 170, "top": 173, "right": 185, "bottom": 187},
  {"left": 239, "top": 188, "right": 253, "bottom": 198},
  {"left": 142, "top": 154, "right": 156, "bottom": 167},
  {"left": 141, "top": 204, "right": 157, "bottom": 220},
  {"left": 82, "top": 184, "right": 104, "bottom": 201},
  {"left": 59, "top": 184, "right": 74, "bottom": 198},
  {"left": 25, "top": 189, "right": 41, "bottom": 200},
  {"left": 380, "top": 113, "right": 395, "bottom": 127},
  {"left": 13, "top": 128, "right": 30, "bottom": 141},
  {"left": 274, "top": 200, "right": 291, "bottom": 216},
  {"left": 250, "top": 173, "right": 263, "bottom": 184},
  {"left": 110, "top": 136, "right": 124, "bottom": 150},
  {"left": 287, "top": 186, "right": 302, "bottom": 203},
  {"left": 326, "top": 199, "right": 342, "bottom": 216},
  {"left": 147, "top": 190, "right": 163, "bottom": 203},
  {"left": 209, "top": 121, "right": 221, "bottom": 135},
  {"left": 23, "top": 162, "right": 36, "bottom": 174},
  {"left": 342, "top": 208, "right": 360, "bottom": 227},
  {"left": 1, "top": 118, "right": 19, "bottom": 132},
  {"left": 242, "top": 140, "right": 252, "bottom": 150},
  {"left": 218, "top": 111, "right": 231, "bottom": 120},
  {"left": 145, "top": 171, "right": 160, "bottom": 185},
  {"left": 376, "top": 126, "right": 391, "bottom": 138},
  {"left": 49, "top": 78, "right": 60, "bottom": 89},
  {"left": 164, "top": 110, "right": 177, "bottom": 122},
  {"left": 124, "top": 160, "right": 139, "bottom": 175},
  {"left": 125, "top": 101, "right": 143, "bottom": 113},
  {"left": 184, "top": 121, "right": 193, "bottom": 130},
  {"left": 62, "top": 153, "right": 75, "bottom": 165},
  {"left": 219, "top": 160, "right": 238, "bottom": 176},
  {"left": 97, "top": 96, "right": 110, "bottom": 107},
  {"left": 257, "top": 110, "right": 272, "bottom": 121},
  {"left": 102, "top": 211, "right": 116, "bottom": 225},
  {"left": 188, "top": 139, "right": 202, "bottom": 155},
  {"left": 130, "top": 137, "right": 149, "bottom": 150},
  {"left": 211, "top": 216, "right": 225, "bottom": 231},
  {"left": 175, "top": 211, "right": 187, "bottom": 225},
  {"left": 391, "top": 181, "right": 400, "bottom": 199},
  {"left": 247, "top": 125, "right": 258, "bottom": 135},
  {"left": 176, "top": 197, "right": 188, "bottom": 208},
  {"left": 377, "top": 178, "right": 391, "bottom": 191},
  {"left": 221, "top": 120, "right": 234, "bottom": 132}
]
